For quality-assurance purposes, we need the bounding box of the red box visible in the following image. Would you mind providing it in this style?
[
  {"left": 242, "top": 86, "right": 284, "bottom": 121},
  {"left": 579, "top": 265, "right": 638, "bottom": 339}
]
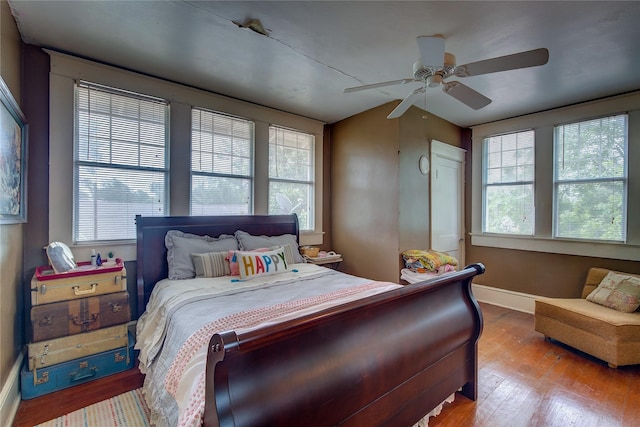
[{"left": 35, "top": 258, "right": 124, "bottom": 281}]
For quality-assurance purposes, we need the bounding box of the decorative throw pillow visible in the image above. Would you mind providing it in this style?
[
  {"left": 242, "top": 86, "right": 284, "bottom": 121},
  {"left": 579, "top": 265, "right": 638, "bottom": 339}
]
[
  {"left": 235, "top": 230, "right": 305, "bottom": 263},
  {"left": 235, "top": 247, "right": 290, "bottom": 280},
  {"left": 165, "top": 230, "right": 237, "bottom": 279},
  {"left": 586, "top": 271, "right": 640, "bottom": 313},
  {"left": 226, "top": 247, "right": 274, "bottom": 276},
  {"left": 191, "top": 251, "right": 231, "bottom": 278}
]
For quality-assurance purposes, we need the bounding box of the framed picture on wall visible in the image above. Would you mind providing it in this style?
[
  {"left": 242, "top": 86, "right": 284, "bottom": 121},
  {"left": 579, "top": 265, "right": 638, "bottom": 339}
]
[{"left": 0, "top": 76, "right": 28, "bottom": 224}]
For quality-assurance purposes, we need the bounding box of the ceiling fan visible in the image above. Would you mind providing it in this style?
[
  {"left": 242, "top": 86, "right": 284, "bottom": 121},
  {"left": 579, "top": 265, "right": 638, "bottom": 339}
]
[{"left": 344, "top": 35, "right": 549, "bottom": 119}]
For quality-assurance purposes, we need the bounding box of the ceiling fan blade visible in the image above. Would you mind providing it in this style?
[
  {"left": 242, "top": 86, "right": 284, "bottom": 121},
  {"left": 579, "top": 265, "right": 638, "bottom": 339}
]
[
  {"left": 443, "top": 81, "right": 491, "bottom": 110},
  {"left": 454, "top": 48, "right": 549, "bottom": 77},
  {"left": 387, "top": 87, "right": 425, "bottom": 119},
  {"left": 416, "top": 35, "right": 446, "bottom": 67},
  {"left": 344, "top": 78, "right": 416, "bottom": 93}
]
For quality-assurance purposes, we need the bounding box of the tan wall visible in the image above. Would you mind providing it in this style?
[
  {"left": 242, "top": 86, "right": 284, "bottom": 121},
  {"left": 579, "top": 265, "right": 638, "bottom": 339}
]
[
  {"left": 330, "top": 102, "right": 462, "bottom": 282},
  {"left": 331, "top": 103, "right": 400, "bottom": 282},
  {"left": 319, "top": 125, "right": 333, "bottom": 252},
  {"left": 0, "top": 0, "right": 23, "bottom": 392},
  {"left": 466, "top": 246, "right": 640, "bottom": 298}
]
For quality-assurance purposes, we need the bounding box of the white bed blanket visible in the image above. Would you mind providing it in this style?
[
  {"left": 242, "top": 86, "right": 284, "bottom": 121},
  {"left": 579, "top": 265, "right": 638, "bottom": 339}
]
[{"left": 136, "top": 263, "right": 401, "bottom": 427}]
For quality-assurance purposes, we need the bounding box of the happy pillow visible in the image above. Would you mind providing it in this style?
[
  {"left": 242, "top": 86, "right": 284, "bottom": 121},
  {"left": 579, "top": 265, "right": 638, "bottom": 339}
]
[
  {"left": 227, "top": 245, "right": 297, "bottom": 276},
  {"left": 235, "top": 247, "right": 290, "bottom": 280},
  {"left": 586, "top": 271, "right": 640, "bottom": 313}
]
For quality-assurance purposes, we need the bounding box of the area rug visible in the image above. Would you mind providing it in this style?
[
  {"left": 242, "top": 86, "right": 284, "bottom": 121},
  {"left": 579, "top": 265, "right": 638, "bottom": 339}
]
[{"left": 34, "top": 388, "right": 150, "bottom": 427}]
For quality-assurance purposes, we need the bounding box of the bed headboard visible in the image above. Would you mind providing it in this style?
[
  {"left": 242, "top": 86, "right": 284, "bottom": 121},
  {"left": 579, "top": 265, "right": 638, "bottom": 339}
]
[{"left": 135, "top": 214, "right": 300, "bottom": 316}]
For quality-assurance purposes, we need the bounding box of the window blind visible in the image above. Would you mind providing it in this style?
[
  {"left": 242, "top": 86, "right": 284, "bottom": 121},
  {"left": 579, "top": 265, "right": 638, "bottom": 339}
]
[
  {"left": 191, "top": 108, "right": 253, "bottom": 215},
  {"left": 554, "top": 114, "right": 627, "bottom": 241},
  {"left": 74, "top": 82, "right": 168, "bottom": 242}
]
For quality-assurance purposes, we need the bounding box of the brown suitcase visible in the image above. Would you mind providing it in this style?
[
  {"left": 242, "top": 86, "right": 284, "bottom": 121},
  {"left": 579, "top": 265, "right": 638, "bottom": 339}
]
[
  {"left": 28, "top": 324, "right": 128, "bottom": 371},
  {"left": 31, "top": 265, "right": 127, "bottom": 306},
  {"left": 31, "top": 292, "right": 131, "bottom": 342}
]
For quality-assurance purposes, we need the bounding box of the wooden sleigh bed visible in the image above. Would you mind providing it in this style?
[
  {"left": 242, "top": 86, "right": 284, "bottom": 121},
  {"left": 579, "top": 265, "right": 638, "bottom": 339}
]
[{"left": 136, "top": 214, "right": 485, "bottom": 427}]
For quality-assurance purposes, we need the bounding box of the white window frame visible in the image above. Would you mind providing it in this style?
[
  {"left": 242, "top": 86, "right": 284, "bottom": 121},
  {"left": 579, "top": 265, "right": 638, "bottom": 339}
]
[
  {"left": 482, "top": 130, "right": 535, "bottom": 236},
  {"left": 268, "top": 126, "right": 315, "bottom": 231},
  {"left": 73, "top": 81, "right": 169, "bottom": 243},
  {"left": 190, "top": 108, "right": 254, "bottom": 216},
  {"left": 553, "top": 114, "right": 628, "bottom": 242}
]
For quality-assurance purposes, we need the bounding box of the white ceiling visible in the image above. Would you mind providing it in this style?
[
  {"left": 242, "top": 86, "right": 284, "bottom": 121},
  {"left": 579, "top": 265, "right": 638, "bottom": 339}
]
[{"left": 8, "top": 1, "right": 640, "bottom": 127}]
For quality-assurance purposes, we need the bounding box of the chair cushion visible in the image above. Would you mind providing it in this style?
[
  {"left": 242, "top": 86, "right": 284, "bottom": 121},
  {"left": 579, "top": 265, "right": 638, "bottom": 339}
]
[{"left": 535, "top": 297, "right": 640, "bottom": 342}]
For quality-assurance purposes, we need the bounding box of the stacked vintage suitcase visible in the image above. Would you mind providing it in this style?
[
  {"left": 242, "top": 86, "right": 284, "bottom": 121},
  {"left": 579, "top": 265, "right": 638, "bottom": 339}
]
[{"left": 21, "top": 259, "right": 133, "bottom": 399}]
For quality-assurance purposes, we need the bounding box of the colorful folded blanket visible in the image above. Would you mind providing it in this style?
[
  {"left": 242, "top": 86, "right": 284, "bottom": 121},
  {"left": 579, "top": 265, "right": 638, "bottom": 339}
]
[{"left": 402, "top": 249, "right": 458, "bottom": 273}]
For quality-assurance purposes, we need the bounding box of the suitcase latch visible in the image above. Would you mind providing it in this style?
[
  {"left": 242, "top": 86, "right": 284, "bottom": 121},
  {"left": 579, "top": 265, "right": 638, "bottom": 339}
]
[
  {"left": 109, "top": 303, "right": 123, "bottom": 313},
  {"left": 115, "top": 352, "right": 125, "bottom": 363},
  {"left": 35, "top": 371, "right": 49, "bottom": 386},
  {"left": 39, "top": 315, "right": 53, "bottom": 326}
]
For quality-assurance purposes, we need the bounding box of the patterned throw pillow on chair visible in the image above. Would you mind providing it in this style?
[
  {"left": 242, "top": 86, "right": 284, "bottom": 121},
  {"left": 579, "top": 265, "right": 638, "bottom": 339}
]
[{"left": 586, "top": 271, "right": 640, "bottom": 313}]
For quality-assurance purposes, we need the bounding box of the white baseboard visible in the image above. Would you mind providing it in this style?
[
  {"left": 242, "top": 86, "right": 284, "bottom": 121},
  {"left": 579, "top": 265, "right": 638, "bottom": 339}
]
[
  {"left": 472, "top": 283, "right": 538, "bottom": 314},
  {"left": 0, "top": 352, "right": 23, "bottom": 427}
]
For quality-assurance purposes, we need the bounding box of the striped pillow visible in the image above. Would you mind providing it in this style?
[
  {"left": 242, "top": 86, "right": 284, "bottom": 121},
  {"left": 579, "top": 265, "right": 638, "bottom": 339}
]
[
  {"left": 191, "top": 251, "right": 231, "bottom": 278},
  {"left": 279, "top": 244, "right": 297, "bottom": 266}
]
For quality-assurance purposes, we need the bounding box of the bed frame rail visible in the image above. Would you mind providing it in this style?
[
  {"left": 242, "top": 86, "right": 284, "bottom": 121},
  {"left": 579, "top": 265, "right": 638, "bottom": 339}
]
[{"left": 205, "top": 263, "right": 485, "bottom": 427}]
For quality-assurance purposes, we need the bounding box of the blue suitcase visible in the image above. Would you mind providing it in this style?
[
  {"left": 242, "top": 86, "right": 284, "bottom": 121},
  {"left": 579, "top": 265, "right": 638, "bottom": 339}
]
[{"left": 21, "top": 333, "right": 134, "bottom": 399}]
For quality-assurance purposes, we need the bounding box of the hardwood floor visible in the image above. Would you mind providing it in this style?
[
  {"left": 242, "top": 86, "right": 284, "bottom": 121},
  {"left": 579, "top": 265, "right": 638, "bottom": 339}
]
[
  {"left": 431, "top": 303, "right": 640, "bottom": 427},
  {"left": 12, "top": 303, "right": 640, "bottom": 426}
]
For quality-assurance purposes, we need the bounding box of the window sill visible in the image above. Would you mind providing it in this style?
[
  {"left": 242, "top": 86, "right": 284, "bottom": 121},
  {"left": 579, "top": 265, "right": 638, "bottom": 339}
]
[{"left": 470, "top": 233, "right": 640, "bottom": 261}]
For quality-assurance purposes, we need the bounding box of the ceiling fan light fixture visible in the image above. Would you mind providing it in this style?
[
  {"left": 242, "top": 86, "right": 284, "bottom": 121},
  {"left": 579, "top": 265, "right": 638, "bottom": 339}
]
[{"left": 427, "top": 74, "right": 442, "bottom": 88}]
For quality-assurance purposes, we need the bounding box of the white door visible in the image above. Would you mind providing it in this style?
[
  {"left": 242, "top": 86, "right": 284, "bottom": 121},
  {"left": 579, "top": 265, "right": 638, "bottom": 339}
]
[{"left": 430, "top": 140, "right": 466, "bottom": 266}]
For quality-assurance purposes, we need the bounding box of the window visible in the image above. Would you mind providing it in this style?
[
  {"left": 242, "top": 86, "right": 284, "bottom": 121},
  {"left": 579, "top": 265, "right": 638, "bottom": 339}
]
[
  {"left": 74, "top": 82, "right": 168, "bottom": 242},
  {"left": 191, "top": 109, "right": 253, "bottom": 215},
  {"left": 483, "top": 130, "right": 535, "bottom": 235},
  {"left": 268, "top": 126, "right": 315, "bottom": 231},
  {"left": 554, "top": 115, "right": 627, "bottom": 241}
]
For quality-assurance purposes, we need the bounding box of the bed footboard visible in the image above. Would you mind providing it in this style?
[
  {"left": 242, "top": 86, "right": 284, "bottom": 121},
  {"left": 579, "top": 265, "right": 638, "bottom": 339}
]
[{"left": 204, "top": 263, "right": 485, "bottom": 427}]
